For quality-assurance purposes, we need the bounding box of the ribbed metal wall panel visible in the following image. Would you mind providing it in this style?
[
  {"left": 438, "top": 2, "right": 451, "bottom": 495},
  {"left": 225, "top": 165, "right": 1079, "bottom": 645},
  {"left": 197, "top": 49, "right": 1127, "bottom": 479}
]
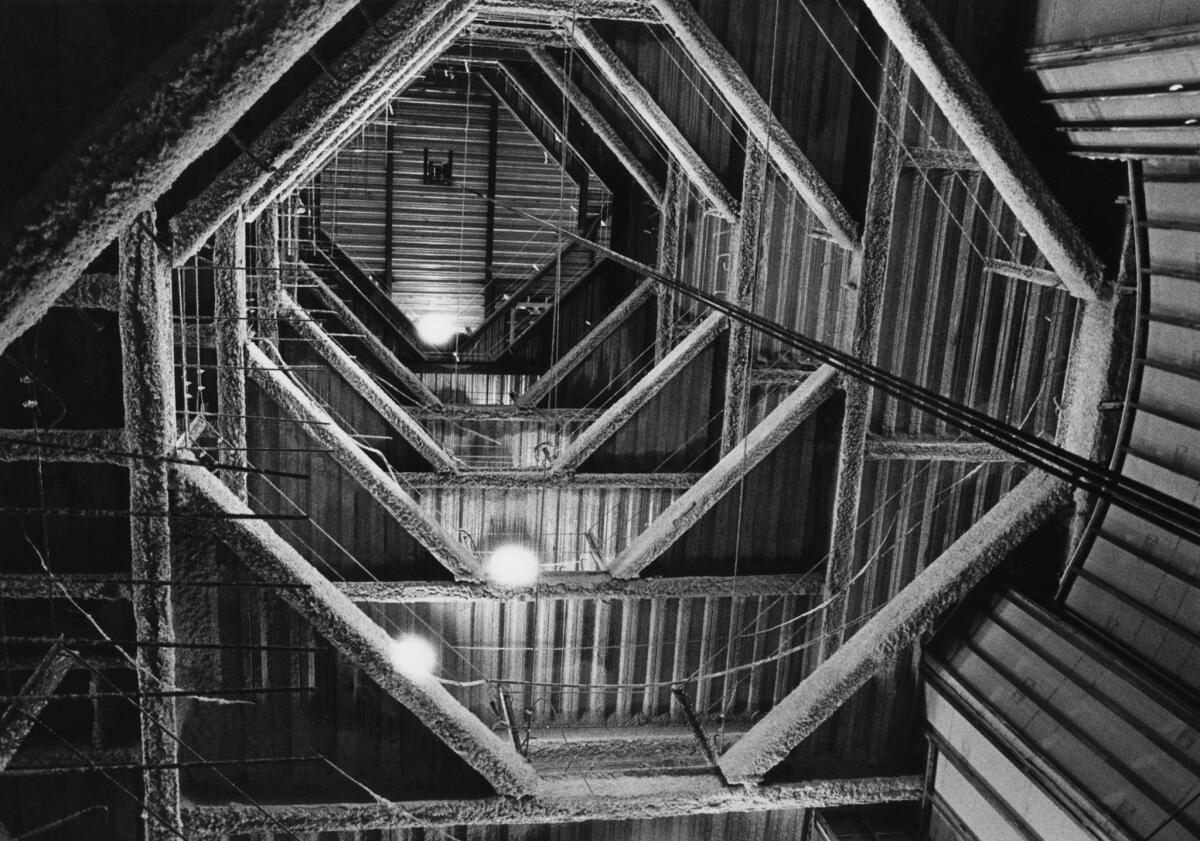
[
  {"left": 870, "top": 166, "right": 1075, "bottom": 440},
  {"left": 277, "top": 809, "right": 808, "bottom": 841},
  {"left": 752, "top": 168, "right": 854, "bottom": 363},
  {"left": 419, "top": 371, "right": 534, "bottom": 405},
  {"left": 366, "top": 588, "right": 817, "bottom": 727}
]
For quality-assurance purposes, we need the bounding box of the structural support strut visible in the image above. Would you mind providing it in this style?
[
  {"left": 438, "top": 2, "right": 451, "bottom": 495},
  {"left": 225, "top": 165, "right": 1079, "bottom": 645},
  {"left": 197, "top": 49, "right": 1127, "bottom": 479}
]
[
  {"left": 279, "top": 291, "right": 457, "bottom": 471},
  {"left": 527, "top": 47, "right": 663, "bottom": 204},
  {"left": 552, "top": 312, "right": 726, "bottom": 472},
  {"left": 610, "top": 365, "right": 838, "bottom": 578},
  {"left": 0, "top": 0, "right": 367, "bottom": 355},
  {"left": 857, "top": 0, "right": 1106, "bottom": 298},
  {"left": 720, "top": 139, "right": 770, "bottom": 455},
  {"left": 174, "top": 463, "right": 536, "bottom": 796},
  {"left": 820, "top": 45, "right": 906, "bottom": 659},
  {"left": 572, "top": 22, "right": 737, "bottom": 220},
  {"left": 245, "top": 343, "right": 480, "bottom": 578},
  {"left": 0, "top": 643, "right": 73, "bottom": 770},
  {"left": 183, "top": 772, "right": 921, "bottom": 835},
  {"left": 517, "top": 281, "right": 656, "bottom": 408},
  {"left": 717, "top": 472, "right": 1070, "bottom": 783},
  {"left": 652, "top": 0, "right": 859, "bottom": 248},
  {"left": 337, "top": 572, "right": 820, "bottom": 602}
]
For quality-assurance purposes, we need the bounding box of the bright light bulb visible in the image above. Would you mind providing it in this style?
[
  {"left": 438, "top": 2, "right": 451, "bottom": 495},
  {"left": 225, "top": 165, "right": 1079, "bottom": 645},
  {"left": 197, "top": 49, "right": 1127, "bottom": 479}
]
[
  {"left": 417, "top": 313, "right": 457, "bottom": 346},
  {"left": 392, "top": 634, "right": 437, "bottom": 679},
  {"left": 487, "top": 544, "right": 540, "bottom": 587}
]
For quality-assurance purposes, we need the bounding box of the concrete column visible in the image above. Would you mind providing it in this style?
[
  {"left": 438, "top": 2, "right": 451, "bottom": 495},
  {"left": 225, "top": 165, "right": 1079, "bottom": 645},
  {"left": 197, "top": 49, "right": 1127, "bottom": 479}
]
[
  {"left": 118, "top": 210, "right": 182, "bottom": 841},
  {"left": 253, "top": 203, "right": 282, "bottom": 342},
  {"left": 720, "top": 140, "right": 770, "bottom": 455},
  {"left": 820, "top": 45, "right": 907, "bottom": 660},
  {"left": 213, "top": 210, "right": 248, "bottom": 499},
  {"left": 654, "top": 164, "right": 687, "bottom": 363}
]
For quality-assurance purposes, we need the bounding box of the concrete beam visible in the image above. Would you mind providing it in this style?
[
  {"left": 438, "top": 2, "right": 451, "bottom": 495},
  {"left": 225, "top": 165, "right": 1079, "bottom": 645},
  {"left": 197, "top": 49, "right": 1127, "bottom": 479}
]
[
  {"left": 572, "top": 22, "right": 737, "bottom": 221},
  {"left": 749, "top": 366, "right": 819, "bottom": 386},
  {"left": 820, "top": 45, "right": 906, "bottom": 660},
  {"left": 903, "top": 146, "right": 980, "bottom": 171},
  {"left": 478, "top": 70, "right": 587, "bottom": 189},
  {"left": 610, "top": 365, "right": 838, "bottom": 578},
  {"left": 55, "top": 273, "right": 119, "bottom": 311},
  {"left": 527, "top": 47, "right": 663, "bottom": 204},
  {"left": 720, "top": 140, "right": 769, "bottom": 455},
  {"left": 857, "top": 0, "right": 1106, "bottom": 299},
  {"left": 477, "top": 0, "right": 658, "bottom": 21},
  {"left": 170, "top": 0, "right": 475, "bottom": 261},
  {"left": 278, "top": 291, "right": 458, "bottom": 471},
  {"left": 0, "top": 643, "right": 73, "bottom": 770},
  {"left": 984, "top": 258, "right": 1062, "bottom": 289},
  {"left": 253, "top": 205, "right": 282, "bottom": 341},
  {"left": 552, "top": 311, "right": 726, "bottom": 472},
  {"left": 865, "top": 435, "right": 1023, "bottom": 462},
  {"left": 525, "top": 724, "right": 747, "bottom": 771},
  {"left": 408, "top": 406, "right": 596, "bottom": 421},
  {"left": 337, "top": 571, "right": 820, "bottom": 602},
  {"left": 468, "top": 24, "right": 568, "bottom": 46},
  {"left": 452, "top": 238, "right": 587, "bottom": 362},
  {"left": 717, "top": 471, "right": 1071, "bottom": 783},
  {"left": 0, "top": 0, "right": 366, "bottom": 356},
  {"left": 212, "top": 211, "right": 249, "bottom": 499},
  {"left": 182, "top": 772, "right": 921, "bottom": 835},
  {"left": 302, "top": 266, "right": 441, "bottom": 406},
  {"left": 516, "top": 281, "right": 656, "bottom": 408},
  {"left": 0, "top": 574, "right": 130, "bottom": 601},
  {"left": 1055, "top": 296, "right": 1118, "bottom": 545},
  {"left": 245, "top": 342, "right": 481, "bottom": 578},
  {"left": 652, "top": 0, "right": 858, "bottom": 249},
  {"left": 246, "top": 3, "right": 476, "bottom": 218},
  {"left": 118, "top": 211, "right": 181, "bottom": 841},
  {"left": 0, "top": 429, "right": 126, "bottom": 465},
  {"left": 1056, "top": 297, "right": 1117, "bottom": 461},
  {"left": 173, "top": 463, "right": 537, "bottom": 796},
  {"left": 393, "top": 469, "right": 699, "bottom": 489}
]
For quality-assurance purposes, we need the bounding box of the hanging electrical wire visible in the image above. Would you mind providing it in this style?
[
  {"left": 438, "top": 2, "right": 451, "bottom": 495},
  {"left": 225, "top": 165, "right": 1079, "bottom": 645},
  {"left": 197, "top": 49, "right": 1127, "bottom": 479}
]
[{"left": 466, "top": 191, "right": 1200, "bottom": 547}]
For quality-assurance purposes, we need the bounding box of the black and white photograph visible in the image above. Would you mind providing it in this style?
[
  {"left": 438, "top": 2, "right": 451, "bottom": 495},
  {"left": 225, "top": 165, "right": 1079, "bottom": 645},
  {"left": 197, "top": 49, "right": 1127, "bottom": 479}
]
[{"left": 0, "top": 0, "right": 1197, "bottom": 838}]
